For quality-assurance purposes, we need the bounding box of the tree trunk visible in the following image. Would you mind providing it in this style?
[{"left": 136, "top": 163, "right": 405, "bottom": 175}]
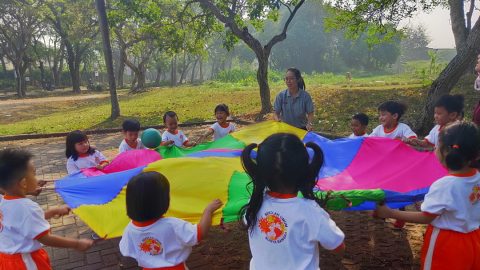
[
  {"left": 117, "top": 48, "right": 126, "bottom": 88},
  {"left": 39, "top": 61, "right": 45, "bottom": 87},
  {"left": 155, "top": 66, "right": 161, "bottom": 86},
  {"left": 414, "top": 17, "right": 480, "bottom": 135},
  {"left": 136, "top": 65, "right": 146, "bottom": 89},
  {"left": 65, "top": 41, "right": 81, "bottom": 93},
  {"left": 199, "top": 57, "right": 203, "bottom": 82},
  {"left": 256, "top": 51, "right": 272, "bottom": 114},
  {"left": 14, "top": 64, "right": 27, "bottom": 98},
  {"left": 449, "top": 0, "right": 468, "bottom": 52},
  {"left": 0, "top": 57, "right": 6, "bottom": 72},
  {"left": 170, "top": 56, "right": 177, "bottom": 87},
  {"left": 96, "top": 0, "right": 120, "bottom": 119},
  {"left": 191, "top": 57, "right": 198, "bottom": 83}
]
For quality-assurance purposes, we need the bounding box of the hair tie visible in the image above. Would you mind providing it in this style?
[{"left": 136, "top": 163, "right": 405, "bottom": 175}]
[{"left": 452, "top": 144, "right": 460, "bottom": 149}]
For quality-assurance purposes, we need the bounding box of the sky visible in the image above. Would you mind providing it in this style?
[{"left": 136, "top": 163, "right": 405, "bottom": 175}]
[{"left": 405, "top": 7, "right": 479, "bottom": 49}]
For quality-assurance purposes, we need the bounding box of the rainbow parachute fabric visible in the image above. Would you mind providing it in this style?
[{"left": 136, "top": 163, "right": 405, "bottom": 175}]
[{"left": 55, "top": 121, "right": 447, "bottom": 238}]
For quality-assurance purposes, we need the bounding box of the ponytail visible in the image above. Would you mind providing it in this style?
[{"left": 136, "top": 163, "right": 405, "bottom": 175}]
[
  {"left": 299, "top": 142, "right": 324, "bottom": 206},
  {"left": 239, "top": 143, "right": 266, "bottom": 232}
]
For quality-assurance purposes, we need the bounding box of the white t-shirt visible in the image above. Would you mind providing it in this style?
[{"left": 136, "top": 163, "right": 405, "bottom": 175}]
[
  {"left": 118, "top": 139, "right": 146, "bottom": 153},
  {"left": 421, "top": 170, "right": 480, "bottom": 233},
  {"left": 248, "top": 192, "right": 345, "bottom": 270},
  {"left": 0, "top": 197, "right": 50, "bottom": 254},
  {"left": 474, "top": 76, "right": 480, "bottom": 91},
  {"left": 162, "top": 130, "right": 189, "bottom": 147},
  {"left": 119, "top": 217, "right": 199, "bottom": 268},
  {"left": 210, "top": 122, "right": 236, "bottom": 141},
  {"left": 424, "top": 125, "right": 441, "bottom": 147},
  {"left": 369, "top": 123, "right": 417, "bottom": 139},
  {"left": 66, "top": 150, "right": 107, "bottom": 175},
  {"left": 348, "top": 133, "right": 368, "bottom": 138}
]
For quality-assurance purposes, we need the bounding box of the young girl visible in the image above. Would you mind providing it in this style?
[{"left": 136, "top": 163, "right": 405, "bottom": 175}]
[
  {"left": 369, "top": 101, "right": 417, "bottom": 140},
  {"left": 119, "top": 171, "right": 222, "bottom": 269},
  {"left": 161, "top": 111, "right": 196, "bottom": 148},
  {"left": 0, "top": 148, "right": 93, "bottom": 269},
  {"left": 375, "top": 122, "right": 480, "bottom": 270},
  {"left": 198, "top": 104, "right": 236, "bottom": 143},
  {"left": 65, "top": 130, "right": 109, "bottom": 175},
  {"left": 405, "top": 94, "right": 463, "bottom": 149},
  {"left": 241, "top": 133, "right": 345, "bottom": 270}
]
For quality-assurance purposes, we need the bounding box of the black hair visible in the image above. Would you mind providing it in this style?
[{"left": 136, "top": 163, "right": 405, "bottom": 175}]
[
  {"left": 434, "top": 94, "right": 464, "bottom": 114},
  {"left": 378, "top": 101, "right": 407, "bottom": 120},
  {"left": 126, "top": 171, "right": 170, "bottom": 222},
  {"left": 286, "top": 67, "right": 306, "bottom": 90},
  {"left": 240, "top": 133, "right": 324, "bottom": 232},
  {"left": 352, "top": 113, "right": 369, "bottom": 126},
  {"left": 214, "top": 104, "right": 230, "bottom": 115},
  {"left": 438, "top": 122, "right": 480, "bottom": 171},
  {"left": 163, "top": 111, "right": 178, "bottom": 123},
  {"left": 0, "top": 148, "right": 33, "bottom": 189},
  {"left": 122, "top": 119, "right": 141, "bottom": 132},
  {"left": 65, "top": 130, "right": 95, "bottom": 161}
]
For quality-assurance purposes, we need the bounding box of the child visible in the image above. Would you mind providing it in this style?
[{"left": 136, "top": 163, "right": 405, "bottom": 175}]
[
  {"left": 0, "top": 149, "right": 94, "bottom": 269},
  {"left": 119, "top": 171, "right": 222, "bottom": 269},
  {"left": 199, "top": 104, "right": 236, "bottom": 142},
  {"left": 369, "top": 101, "right": 417, "bottom": 139},
  {"left": 241, "top": 133, "right": 345, "bottom": 270},
  {"left": 405, "top": 94, "right": 463, "bottom": 149},
  {"left": 161, "top": 111, "right": 196, "bottom": 147},
  {"left": 66, "top": 130, "right": 109, "bottom": 175},
  {"left": 119, "top": 119, "right": 146, "bottom": 153},
  {"left": 374, "top": 122, "right": 480, "bottom": 270},
  {"left": 349, "top": 113, "right": 369, "bottom": 138}
]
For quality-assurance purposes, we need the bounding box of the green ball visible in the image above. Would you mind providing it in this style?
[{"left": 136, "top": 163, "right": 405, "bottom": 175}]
[{"left": 141, "top": 128, "right": 162, "bottom": 149}]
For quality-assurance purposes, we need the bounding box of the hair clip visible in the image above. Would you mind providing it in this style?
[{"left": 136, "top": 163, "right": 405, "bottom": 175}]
[{"left": 452, "top": 144, "right": 460, "bottom": 149}]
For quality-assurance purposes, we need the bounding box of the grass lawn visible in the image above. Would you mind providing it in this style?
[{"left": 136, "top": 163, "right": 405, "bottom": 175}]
[{"left": 1, "top": 72, "right": 478, "bottom": 137}]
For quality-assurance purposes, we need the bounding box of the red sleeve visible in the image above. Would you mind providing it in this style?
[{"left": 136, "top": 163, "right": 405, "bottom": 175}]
[
  {"left": 197, "top": 224, "right": 202, "bottom": 242},
  {"left": 422, "top": 212, "right": 439, "bottom": 217},
  {"left": 34, "top": 229, "right": 50, "bottom": 240}
]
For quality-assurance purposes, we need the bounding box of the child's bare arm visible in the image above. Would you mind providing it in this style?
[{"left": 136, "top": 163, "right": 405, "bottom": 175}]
[
  {"left": 38, "top": 233, "right": 94, "bottom": 251},
  {"left": 44, "top": 205, "right": 70, "bottom": 220},
  {"left": 198, "top": 199, "right": 223, "bottom": 239},
  {"left": 197, "top": 129, "right": 214, "bottom": 144},
  {"left": 375, "top": 204, "right": 436, "bottom": 224}
]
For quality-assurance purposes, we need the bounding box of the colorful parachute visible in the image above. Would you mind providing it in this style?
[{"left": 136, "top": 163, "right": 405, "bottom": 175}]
[{"left": 55, "top": 121, "right": 447, "bottom": 238}]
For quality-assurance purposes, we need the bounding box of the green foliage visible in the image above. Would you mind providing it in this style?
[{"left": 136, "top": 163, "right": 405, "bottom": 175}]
[{"left": 324, "top": 0, "right": 442, "bottom": 45}]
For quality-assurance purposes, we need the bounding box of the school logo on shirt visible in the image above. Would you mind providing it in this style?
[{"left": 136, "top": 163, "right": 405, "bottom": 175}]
[
  {"left": 258, "top": 211, "right": 288, "bottom": 243},
  {"left": 469, "top": 185, "right": 480, "bottom": 204},
  {"left": 139, "top": 237, "right": 163, "bottom": 255}
]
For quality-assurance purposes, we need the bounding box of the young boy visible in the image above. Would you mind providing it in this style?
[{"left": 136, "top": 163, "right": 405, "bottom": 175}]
[
  {"left": 198, "top": 104, "right": 236, "bottom": 143},
  {"left": 369, "top": 101, "right": 416, "bottom": 229},
  {"left": 0, "top": 149, "right": 93, "bottom": 269},
  {"left": 405, "top": 94, "right": 463, "bottom": 149},
  {"left": 348, "top": 113, "right": 369, "bottom": 138},
  {"left": 161, "top": 111, "right": 196, "bottom": 147},
  {"left": 119, "top": 119, "right": 146, "bottom": 154},
  {"left": 369, "top": 101, "right": 417, "bottom": 140}
]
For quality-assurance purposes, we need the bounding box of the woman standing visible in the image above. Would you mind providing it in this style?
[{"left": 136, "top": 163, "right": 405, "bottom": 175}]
[{"left": 273, "top": 68, "right": 315, "bottom": 131}]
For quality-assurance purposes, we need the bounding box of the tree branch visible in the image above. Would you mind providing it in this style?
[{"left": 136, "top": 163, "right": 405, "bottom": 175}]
[{"left": 265, "top": 0, "right": 305, "bottom": 51}]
